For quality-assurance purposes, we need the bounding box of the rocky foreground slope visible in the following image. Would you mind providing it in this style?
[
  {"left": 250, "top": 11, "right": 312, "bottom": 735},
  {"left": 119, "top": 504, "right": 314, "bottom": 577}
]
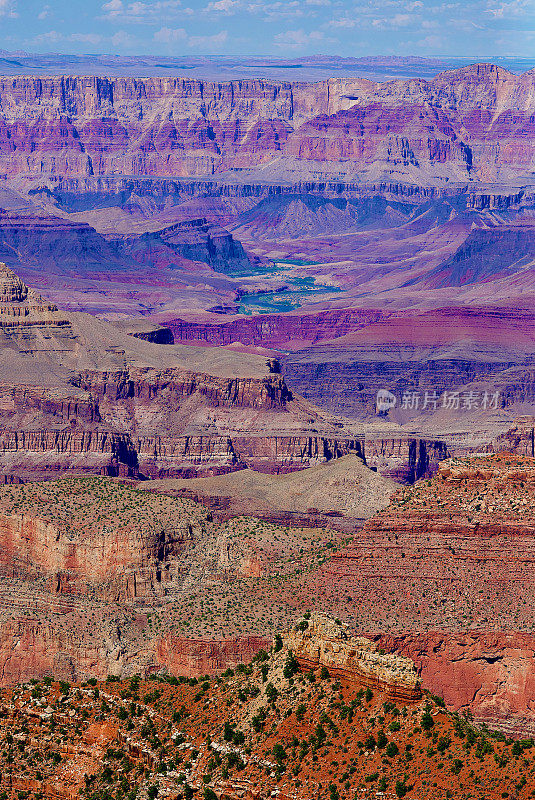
[
  {"left": 0, "top": 620, "right": 534, "bottom": 800},
  {"left": 1, "top": 454, "right": 535, "bottom": 735}
]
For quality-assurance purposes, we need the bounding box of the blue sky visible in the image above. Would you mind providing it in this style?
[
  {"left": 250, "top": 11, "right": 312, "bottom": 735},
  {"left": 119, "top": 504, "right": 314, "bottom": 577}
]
[{"left": 0, "top": 0, "right": 533, "bottom": 57}]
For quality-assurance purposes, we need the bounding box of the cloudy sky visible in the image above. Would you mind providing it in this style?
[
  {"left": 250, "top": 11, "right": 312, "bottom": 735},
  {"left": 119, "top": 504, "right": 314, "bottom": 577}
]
[{"left": 0, "top": 0, "right": 533, "bottom": 57}]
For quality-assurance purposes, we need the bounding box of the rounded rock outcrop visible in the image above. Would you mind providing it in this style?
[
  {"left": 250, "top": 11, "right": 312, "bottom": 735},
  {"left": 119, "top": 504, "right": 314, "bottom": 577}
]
[{"left": 0, "top": 263, "right": 28, "bottom": 303}]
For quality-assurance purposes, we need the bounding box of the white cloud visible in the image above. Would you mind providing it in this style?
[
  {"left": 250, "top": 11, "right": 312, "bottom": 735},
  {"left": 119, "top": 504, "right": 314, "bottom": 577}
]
[
  {"left": 206, "top": 0, "right": 238, "bottom": 11},
  {"left": 0, "top": 0, "right": 17, "bottom": 18},
  {"left": 154, "top": 26, "right": 187, "bottom": 41},
  {"left": 188, "top": 30, "right": 228, "bottom": 47},
  {"left": 102, "top": 0, "right": 123, "bottom": 17},
  {"left": 33, "top": 30, "right": 106, "bottom": 46},
  {"left": 70, "top": 33, "right": 104, "bottom": 44},
  {"left": 371, "top": 12, "right": 415, "bottom": 27},
  {"left": 274, "top": 27, "right": 324, "bottom": 47},
  {"left": 33, "top": 29, "right": 62, "bottom": 43},
  {"left": 245, "top": 0, "right": 308, "bottom": 19},
  {"left": 37, "top": 4, "right": 51, "bottom": 20},
  {"left": 329, "top": 16, "right": 357, "bottom": 27},
  {"left": 485, "top": 0, "right": 530, "bottom": 17},
  {"left": 110, "top": 29, "right": 136, "bottom": 46},
  {"left": 101, "top": 0, "right": 184, "bottom": 22},
  {"left": 417, "top": 33, "right": 443, "bottom": 48}
]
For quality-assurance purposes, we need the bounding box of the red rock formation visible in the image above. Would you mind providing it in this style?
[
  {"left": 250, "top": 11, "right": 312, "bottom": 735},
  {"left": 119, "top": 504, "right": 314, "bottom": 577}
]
[
  {"left": 154, "top": 635, "right": 270, "bottom": 677},
  {"left": 0, "top": 479, "right": 209, "bottom": 599},
  {"left": 74, "top": 368, "right": 292, "bottom": 411},
  {"left": 0, "top": 618, "right": 79, "bottom": 685},
  {"left": 376, "top": 631, "right": 535, "bottom": 737},
  {"left": 135, "top": 434, "right": 364, "bottom": 478},
  {"left": 316, "top": 455, "right": 535, "bottom": 629},
  {"left": 364, "top": 437, "right": 449, "bottom": 482},
  {"left": 286, "top": 614, "right": 421, "bottom": 703},
  {"left": 283, "top": 454, "right": 535, "bottom": 731},
  {"left": 168, "top": 309, "right": 386, "bottom": 348}
]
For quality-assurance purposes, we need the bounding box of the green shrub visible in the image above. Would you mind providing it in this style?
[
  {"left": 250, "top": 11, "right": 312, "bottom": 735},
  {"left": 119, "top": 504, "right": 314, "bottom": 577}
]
[
  {"left": 273, "top": 743, "right": 287, "bottom": 763},
  {"left": 365, "top": 773, "right": 379, "bottom": 783},
  {"left": 377, "top": 730, "right": 388, "bottom": 749},
  {"left": 283, "top": 650, "right": 299, "bottom": 679},
  {"left": 266, "top": 683, "right": 278, "bottom": 703},
  {"left": 421, "top": 706, "right": 434, "bottom": 731},
  {"left": 254, "top": 650, "right": 269, "bottom": 662}
]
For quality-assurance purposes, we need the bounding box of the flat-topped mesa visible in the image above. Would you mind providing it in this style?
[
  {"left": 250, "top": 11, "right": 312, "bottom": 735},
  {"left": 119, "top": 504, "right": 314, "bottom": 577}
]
[{"left": 286, "top": 613, "right": 421, "bottom": 703}]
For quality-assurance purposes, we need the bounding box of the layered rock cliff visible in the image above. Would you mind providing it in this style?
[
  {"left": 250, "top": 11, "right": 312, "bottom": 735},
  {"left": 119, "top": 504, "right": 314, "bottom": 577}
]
[
  {"left": 0, "top": 264, "right": 367, "bottom": 480},
  {"left": 285, "top": 454, "right": 535, "bottom": 731},
  {"left": 0, "top": 65, "right": 533, "bottom": 184},
  {"left": 375, "top": 631, "right": 535, "bottom": 737},
  {"left": 0, "top": 209, "right": 253, "bottom": 279},
  {"left": 490, "top": 415, "right": 535, "bottom": 456},
  {"left": 154, "top": 634, "right": 270, "bottom": 678},
  {"left": 0, "top": 478, "right": 210, "bottom": 599},
  {"left": 287, "top": 613, "right": 421, "bottom": 703},
  {"left": 315, "top": 453, "right": 535, "bottom": 632},
  {"left": 168, "top": 309, "right": 387, "bottom": 348},
  {"left": 0, "top": 76, "right": 354, "bottom": 180}
]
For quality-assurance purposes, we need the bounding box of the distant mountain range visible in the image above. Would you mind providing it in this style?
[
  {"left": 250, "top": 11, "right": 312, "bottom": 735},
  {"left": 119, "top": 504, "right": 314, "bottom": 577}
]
[{"left": 0, "top": 51, "right": 534, "bottom": 81}]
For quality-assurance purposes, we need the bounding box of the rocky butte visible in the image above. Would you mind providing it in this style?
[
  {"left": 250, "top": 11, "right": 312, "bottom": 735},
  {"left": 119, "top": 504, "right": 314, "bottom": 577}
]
[
  {"left": 286, "top": 613, "right": 421, "bottom": 703},
  {"left": 0, "top": 262, "right": 371, "bottom": 481}
]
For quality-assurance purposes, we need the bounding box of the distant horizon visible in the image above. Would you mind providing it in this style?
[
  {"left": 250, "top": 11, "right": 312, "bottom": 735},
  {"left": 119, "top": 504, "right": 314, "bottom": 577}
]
[
  {"left": 1, "top": 49, "right": 535, "bottom": 60},
  {"left": 0, "top": 50, "right": 533, "bottom": 83}
]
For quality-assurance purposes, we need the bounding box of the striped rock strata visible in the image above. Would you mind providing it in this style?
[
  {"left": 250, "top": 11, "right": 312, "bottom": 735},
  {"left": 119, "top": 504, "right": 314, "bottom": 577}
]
[{"left": 287, "top": 613, "right": 421, "bottom": 703}]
